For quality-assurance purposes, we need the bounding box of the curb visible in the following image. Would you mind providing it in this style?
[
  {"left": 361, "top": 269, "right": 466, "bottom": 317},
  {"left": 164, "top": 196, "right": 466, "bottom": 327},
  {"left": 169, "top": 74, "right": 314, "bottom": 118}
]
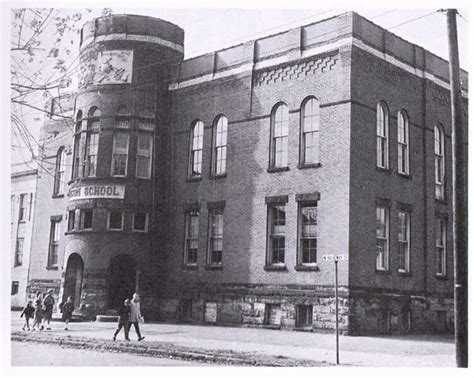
[{"left": 11, "top": 332, "right": 326, "bottom": 367}]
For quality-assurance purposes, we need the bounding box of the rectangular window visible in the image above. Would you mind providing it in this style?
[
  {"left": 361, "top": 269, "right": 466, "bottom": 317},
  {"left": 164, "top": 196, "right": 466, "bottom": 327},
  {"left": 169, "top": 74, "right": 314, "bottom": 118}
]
[
  {"left": 436, "top": 218, "right": 447, "bottom": 276},
  {"left": 190, "top": 122, "right": 204, "bottom": 178},
  {"left": 376, "top": 206, "right": 389, "bottom": 271},
  {"left": 264, "top": 304, "right": 281, "bottom": 326},
  {"left": 28, "top": 193, "right": 33, "bottom": 221},
  {"left": 68, "top": 210, "right": 75, "bottom": 231},
  {"left": 434, "top": 126, "right": 445, "bottom": 200},
  {"left": 136, "top": 133, "right": 153, "bottom": 179},
  {"left": 212, "top": 116, "right": 228, "bottom": 176},
  {"left": 271, "top": 104, "right": 289, "bottom": 169},
  {"left": 267, "top": 204, "right": 286, "bottom": 265},
  {"left": 185, "top": 211, "right": 199, "bottom": 265},
  {"left": 296, "top": 305, "right": 313, "bottom": 328},
  {"left": 301, "top": 98, "right": 320, "bottom": 165},
  {"left": 398, "top": 211, "right": 410, "bottom": 273},
  {"left": 85, "top": 132, "right": 99, "bottom": 177},
  {"left": 111, "top": 132, "right": 129, "bottom": 177},
  {"left": 11, "top": 281, "right": 19, "bottom": 295},
  {"left": 108, "top": 211, "right": 123, "bottom": 230},
  {"left": 72, "top": 134, "right": 81, "bottom": 179},
  {"left": 133, "top": 212, "right": 149, "bottom": 232},
  {"left": 298, "top": 205, "right": 318, "bottom": 265},
  {"left": 80, "top": 209, "right": 93, "bottom": 230},
  {"left": 18, "top": 193, "right": 27, "bottom": 222},
  {"left": 14, "top": 238, "right": 24, "bottom": 266},
  {"left": 48, "top": 220, "right": 61, "bottom": 267},
  {"left": 208, "top": 209, "right": 224, "bottom": 265}
]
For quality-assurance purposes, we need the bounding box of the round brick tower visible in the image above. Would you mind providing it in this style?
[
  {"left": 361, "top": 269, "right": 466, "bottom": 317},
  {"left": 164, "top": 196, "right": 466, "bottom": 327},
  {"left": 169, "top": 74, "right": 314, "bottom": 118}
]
[{"left": 61, "top": 15, "right": 184, "bottom": 319}]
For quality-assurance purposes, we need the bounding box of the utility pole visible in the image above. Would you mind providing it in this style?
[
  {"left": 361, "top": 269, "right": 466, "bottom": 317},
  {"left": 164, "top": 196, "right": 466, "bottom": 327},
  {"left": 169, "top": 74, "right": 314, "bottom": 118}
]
[{"left": 446, "top": 8, "right": 468, "bottom": 368}]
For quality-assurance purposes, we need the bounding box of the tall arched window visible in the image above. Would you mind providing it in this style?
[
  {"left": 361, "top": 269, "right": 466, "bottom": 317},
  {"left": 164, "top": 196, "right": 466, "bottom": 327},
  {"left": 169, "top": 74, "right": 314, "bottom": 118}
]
[
  {"left": 189, "top": 120, "right": 204, "bottom": 178},
  {"left": 300, "top": 97, "right": 320, "bottom": 166},
  {"left": 434, "top": 124, "right": 445, "bottom": 200},
  {"left": 376, "top": 102, "right": 389, "bottom": 169},
  {"left": 53, "top": 147, "right": 66, "bottom": 195},
  {"left": 270, "top": 103, "right": 289, "bottom": 169},
  {"left": 84, "top": 107, "right": 100, "bottom": 177},
  {"left": 72, "top": 110, "right": 82, "bottom": 179},
  {"left": 212, "top": 115, "right": 228, "bottom": 176},
  {"left": 397, "top": 111, "right": 410, "bottom": 175}
]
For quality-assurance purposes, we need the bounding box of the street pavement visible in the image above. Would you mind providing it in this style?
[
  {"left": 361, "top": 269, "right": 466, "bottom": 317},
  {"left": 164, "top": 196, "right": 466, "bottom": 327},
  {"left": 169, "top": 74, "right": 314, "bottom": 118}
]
[
  {"left": 12, "top": 341, "right": 207, "bottom": 366},
  {"left": 10, "top": 311, "right": 454, "bottom": 367}
]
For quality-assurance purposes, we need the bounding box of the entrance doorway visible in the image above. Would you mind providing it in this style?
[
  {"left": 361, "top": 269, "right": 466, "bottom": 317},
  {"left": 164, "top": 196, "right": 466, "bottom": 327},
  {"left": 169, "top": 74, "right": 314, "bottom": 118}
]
[
  {"left": 63, "top": 253, "right": 84, "bottom": 309},
  {"left": 108, "top": 255, "right": 137, "bottom": 310}
]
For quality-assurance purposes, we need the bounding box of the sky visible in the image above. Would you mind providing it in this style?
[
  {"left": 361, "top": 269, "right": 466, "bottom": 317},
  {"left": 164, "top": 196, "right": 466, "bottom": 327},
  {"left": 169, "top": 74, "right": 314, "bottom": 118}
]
[{"left": 4, "top": 1, "right": 471, "bottom": 166}]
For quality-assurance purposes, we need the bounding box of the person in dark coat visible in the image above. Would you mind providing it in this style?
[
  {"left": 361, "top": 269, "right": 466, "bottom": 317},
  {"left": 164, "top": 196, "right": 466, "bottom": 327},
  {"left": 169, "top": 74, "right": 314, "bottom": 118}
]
[
  {"left": 113, "top": 299, "right": 131, "bottom": 341},
  {"left": 31, "top": 291, "right": 43, "bottom": 331},
  {"left": 20, "top": 301, "right": 35, "bottom": 331},
  {"left": 60, "top": 296, "right": 74, "bottom": 330},
  {"left": 42, "top": 289, "right": 55, "bottom": 330}
]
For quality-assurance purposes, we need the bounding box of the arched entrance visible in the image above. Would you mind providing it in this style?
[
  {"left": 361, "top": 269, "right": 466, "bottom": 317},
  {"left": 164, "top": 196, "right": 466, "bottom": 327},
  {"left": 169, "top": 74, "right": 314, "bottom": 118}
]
[
  {"left": 63, "top": 253, "right": 84, "bottom": 309},
  {"left": 108, "top": 255, "right": 137, "bottom": 310}
]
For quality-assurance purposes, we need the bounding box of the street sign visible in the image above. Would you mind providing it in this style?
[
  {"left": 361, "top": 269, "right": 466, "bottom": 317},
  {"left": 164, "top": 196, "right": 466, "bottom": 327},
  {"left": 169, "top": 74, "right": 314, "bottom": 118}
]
[{"left": 322, "top": 254, "right": 348, "bottom": 261}]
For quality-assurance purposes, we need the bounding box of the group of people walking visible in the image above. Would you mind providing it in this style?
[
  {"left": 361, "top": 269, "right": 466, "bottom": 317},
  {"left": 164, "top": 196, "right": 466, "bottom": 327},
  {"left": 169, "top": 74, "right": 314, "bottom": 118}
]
[
  {"left": 20, "top": 290, "right": 74, "bottom": 331},
  {"left": 113, "top": 293, "right": 145, "bottom": 341},
  {"left": 20, "top": 290, "right": 145, "bottom": 342}
]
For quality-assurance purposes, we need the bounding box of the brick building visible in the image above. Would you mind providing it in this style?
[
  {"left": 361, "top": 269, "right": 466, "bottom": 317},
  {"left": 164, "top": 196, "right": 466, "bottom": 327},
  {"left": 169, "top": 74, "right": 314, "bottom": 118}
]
[{"left": 25, "top": 11, "right": 468, "bottom": 334}]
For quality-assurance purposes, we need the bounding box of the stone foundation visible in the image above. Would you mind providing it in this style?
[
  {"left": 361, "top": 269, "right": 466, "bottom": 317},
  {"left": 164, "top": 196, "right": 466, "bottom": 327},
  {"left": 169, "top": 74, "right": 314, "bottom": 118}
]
[{"left": 158, "top": 284, "right": 349, "bottom": 333}]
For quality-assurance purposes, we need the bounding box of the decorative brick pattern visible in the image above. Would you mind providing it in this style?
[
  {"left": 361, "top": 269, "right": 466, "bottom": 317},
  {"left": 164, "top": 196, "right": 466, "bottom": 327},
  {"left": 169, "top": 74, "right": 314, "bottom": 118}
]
[{"left": 253, "top": 54, "right": 338, "bottom": 87}]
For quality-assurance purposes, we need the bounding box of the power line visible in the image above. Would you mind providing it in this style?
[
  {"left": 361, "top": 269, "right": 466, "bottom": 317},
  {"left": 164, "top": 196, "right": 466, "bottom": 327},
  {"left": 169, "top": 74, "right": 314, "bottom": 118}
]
[{"left": 388, "top": 10, "right": 440, "bottom": 30}]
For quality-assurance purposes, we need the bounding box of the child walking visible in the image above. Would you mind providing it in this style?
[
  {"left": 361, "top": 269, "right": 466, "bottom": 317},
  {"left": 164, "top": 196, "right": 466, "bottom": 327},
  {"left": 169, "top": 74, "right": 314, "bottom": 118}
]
[
  {"left": 20, "top": 301, "right": 35, "bottom": 331},
  {"left": 31, "top": 291, "right": 44, "bottom": 331},
  {"left": 61, "top": 296, "right": 74, "bottom": 331},
  {"left": 113, "top": 298, "right": 131, "bottom": 341}
]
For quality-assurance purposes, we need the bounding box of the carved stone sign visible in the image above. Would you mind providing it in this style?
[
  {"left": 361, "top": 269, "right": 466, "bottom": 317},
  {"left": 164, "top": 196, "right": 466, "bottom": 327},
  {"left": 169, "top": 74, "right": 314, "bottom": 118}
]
[
  {"left": 79, "top": 50, "right": 133, "bottom": 88},
  {"left": 68, "top": 184, "right": 125, "bottom": 201}
]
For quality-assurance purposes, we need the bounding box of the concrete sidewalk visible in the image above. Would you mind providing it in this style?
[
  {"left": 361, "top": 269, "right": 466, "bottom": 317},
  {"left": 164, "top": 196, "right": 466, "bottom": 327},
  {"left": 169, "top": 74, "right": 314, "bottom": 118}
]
[{"left": 11, "top": 311, "right": 454, "bottom": 367}]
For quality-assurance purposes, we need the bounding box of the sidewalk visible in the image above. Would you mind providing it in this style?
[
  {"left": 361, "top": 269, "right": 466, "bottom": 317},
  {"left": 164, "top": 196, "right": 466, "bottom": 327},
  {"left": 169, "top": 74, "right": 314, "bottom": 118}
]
[{"left": 10, "top": 311, "right": 454, "bottom": 367}]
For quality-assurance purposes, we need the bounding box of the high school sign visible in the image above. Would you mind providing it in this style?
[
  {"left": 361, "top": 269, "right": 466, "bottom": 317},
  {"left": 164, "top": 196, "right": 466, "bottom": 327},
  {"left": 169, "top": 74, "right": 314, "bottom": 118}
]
[{"left": 68, "top": 184, "right": 125, "bottom": 201}]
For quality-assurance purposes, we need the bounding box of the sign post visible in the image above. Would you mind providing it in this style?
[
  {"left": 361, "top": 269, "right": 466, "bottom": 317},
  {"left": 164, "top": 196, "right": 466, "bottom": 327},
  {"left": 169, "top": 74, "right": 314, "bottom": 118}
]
[{"left": 322, "top": 254, "right": 348, "bottom": 365}]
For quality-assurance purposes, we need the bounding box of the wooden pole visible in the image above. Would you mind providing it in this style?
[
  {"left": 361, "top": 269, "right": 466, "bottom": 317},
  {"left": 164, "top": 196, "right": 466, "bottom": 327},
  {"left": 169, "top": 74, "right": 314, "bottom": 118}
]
[
  {"left": 335, "top": 260, "right": 339, "bottom": 365},
  {"left": 446, "top": 8, "right": 468, "bottom": 368}
]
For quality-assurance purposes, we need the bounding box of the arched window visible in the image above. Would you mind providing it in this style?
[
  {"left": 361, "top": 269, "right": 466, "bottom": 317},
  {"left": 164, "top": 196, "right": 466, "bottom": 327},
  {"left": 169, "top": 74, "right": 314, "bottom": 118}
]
[
  {"left": 212, "top": 115, "right": 228, "bottom": 176},
  {"left": 53, "top": 147, "right": 66, "bottom": 195},
  {"left": 189, "top": 120, "right": 204, "bottom": 177},
  {"left": 434, "top": 124, "right": 445, "bottom": 200},
  {"left": 376, "top": 102, "right": 389, "bottom": 169},
  {"left": 270, "top": 103, "right": 289, "bottom": 169},
  {"left": 397, "top": 111, "right": 410, "bottom": 175},
  {"left": 115, "top": 105, "right": 130, "bottom": 129},
  {"left": 84, "top": 107, "right": 100, "bottom": 177},
  {"left": 72, "top": 110, "right": 82, "bottom": 179},
  {"left": 300, "top": 97, "right": 320, "bottom": 166}
]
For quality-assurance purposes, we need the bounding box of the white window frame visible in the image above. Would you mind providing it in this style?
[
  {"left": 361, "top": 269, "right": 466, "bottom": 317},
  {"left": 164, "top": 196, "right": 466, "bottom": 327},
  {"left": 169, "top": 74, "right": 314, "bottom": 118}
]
[
  {"left": 80, "top": 209, "right": 93, "bottom": 231},
  {"left": 397, "top": 111, "right": 410, "bottom": 175},
  {"left": 298, "top": 204, "right": 318, "bottom": 266},
  {"left": 189, "top": 121, "right": 204, "bottom": 178},
  {"left": 434, "top": 124, "right": 445, "bottom": 200},
  {"left": 270, "top": 103, "right": 289, "bottom": 169},
  {"left": 300, "top": 97, "right": 320, "bottom": 166},
  {"left": 111, "top": 132, "right": 129, "bottom": 177},
  {"left": 18, "top": 193, "right": 27, "bottom": 222},
  {"left": 136, "top": 132, "right": 153, "bottom": 179},
  {"left": 267, "top": 203, "right": 286, "bottom": 265},
  {"left": 184, "top": 210, "right": 199, "bottom": 265},
  {"left": 376, "top": 102, "right": 389, "bottom": 169},
  {"left": 53, "top": 147, "right": 66, "bottom": 195},
  {"left": 132, "top": 212, "right": 149, "bottom": 232},
  {"left": 67, "top": 210, "right": 75, "bottom": 231},
  {"left": 72, "top": 110, "right": 83, "bottom": 180},
  {"left": 48, "top": 220, "right": 61, "bottom": 267},
  {"left": 376, "top": 205, "right": 389, "bottom": 271},
  {"left": 436, "top": 217, "right": 447, "bottom": 277},
  {"left": 84, "top": 108, "right": 100, "bottom": 178},
  {"left": 107, "top": 210, "right": 124, "bottom": 231},
  {"left": 397, "top": 210, "right": 410, "bottom": 273},
  {"left": 212, "top": 116, "right": 228, "bottom": 176},
  {"left": 207, "top": 208, "right": 224, "bottom": 265},
  {"left": 15, "top": 237, "right": 24, "bottom": 267}
]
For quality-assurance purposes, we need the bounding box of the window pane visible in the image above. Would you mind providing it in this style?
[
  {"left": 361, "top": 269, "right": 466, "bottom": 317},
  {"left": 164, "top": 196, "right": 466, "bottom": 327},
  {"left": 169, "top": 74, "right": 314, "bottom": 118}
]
[
  {"left": 133, "top": 212, "right": 147, "bottom": 231},
  {"left": 109, "top": 211, "right": 123, "bottom": 229},
  {"left": 82, "top": 210, "right": 93, "bottom": 229},
  {"left": 68, "top": 210, "right": 75, "bottom": 231}
]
